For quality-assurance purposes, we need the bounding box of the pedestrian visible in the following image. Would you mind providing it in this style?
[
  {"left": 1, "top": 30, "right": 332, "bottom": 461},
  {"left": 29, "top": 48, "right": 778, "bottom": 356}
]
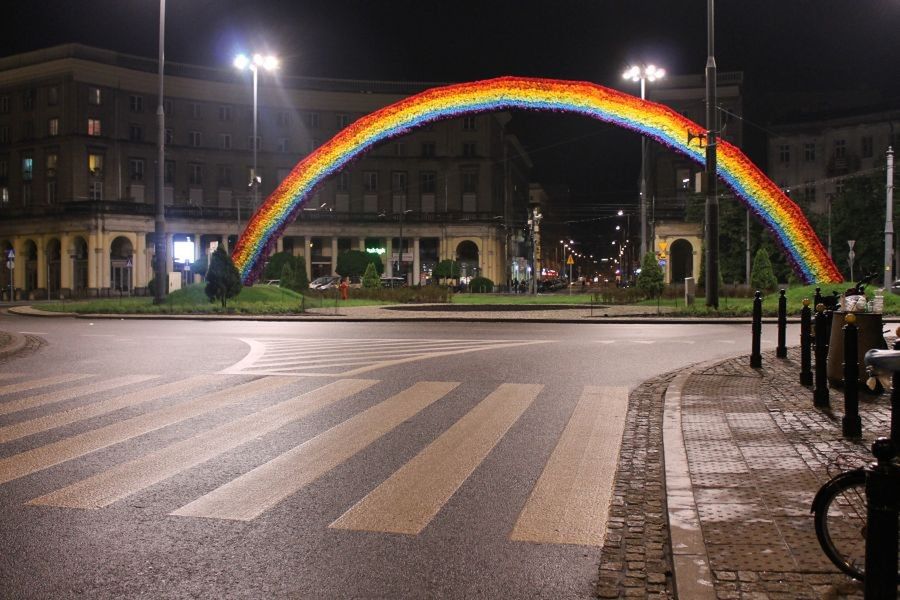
[{"left": 339, "top": 277, "right": 349, "bottom": 301}]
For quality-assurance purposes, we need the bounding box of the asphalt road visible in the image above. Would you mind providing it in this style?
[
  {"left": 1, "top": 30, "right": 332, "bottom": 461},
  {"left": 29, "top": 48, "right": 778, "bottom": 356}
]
[{"left": 0, "top": 314, "right": 796, "bottom": 599}]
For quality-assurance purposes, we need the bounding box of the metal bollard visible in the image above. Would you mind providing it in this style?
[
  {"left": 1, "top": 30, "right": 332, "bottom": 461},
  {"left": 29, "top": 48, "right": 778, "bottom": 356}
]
[
  {"left": 776, "top": 289, "right": 787, "bottom": 358},
  {"left": 864, "top": 438, "right": 900, "bottom": 600},
  {"left": 814, "top": 303, "right": 830, "bottom": 407},
  {"left": 842, "top": 313, "right": 862, "bottom": 438},
  {"left": 750, "top": 290, "right": 762, "bottom": 368},
  {"left": 892, "top": 332, "right": 900, "bottom": 447},
  {"left": 814, "top": 286, "right": 822, "bottom": 308},
  {"left": 800, "top": 299, "right": 813, "bottom": 386}
]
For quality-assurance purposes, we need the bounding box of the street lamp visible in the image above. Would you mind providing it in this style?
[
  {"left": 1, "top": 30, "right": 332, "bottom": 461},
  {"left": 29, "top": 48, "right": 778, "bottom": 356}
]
[
  {"left": 623, "top": 64, "right": 665, "bottom": 260},
  {"left": 234, "top": 52, "right": 279, "bottom": 223},
  {"left": 153, "top": 0, "right": 167, "bottom": 304}
]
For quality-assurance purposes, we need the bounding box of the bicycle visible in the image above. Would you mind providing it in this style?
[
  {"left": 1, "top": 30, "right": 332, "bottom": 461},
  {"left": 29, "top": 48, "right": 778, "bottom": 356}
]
[{"left": 810, "top": 347, "right": 900, "bottom": 582}]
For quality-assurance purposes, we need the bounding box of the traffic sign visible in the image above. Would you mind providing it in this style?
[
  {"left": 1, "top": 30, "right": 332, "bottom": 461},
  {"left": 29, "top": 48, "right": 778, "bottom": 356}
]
[
  {"left": 5, "top": 260, "right": 12, "bottom": 270},
  {"left": 566, "top": 255, "right": 574, "bottom": 265},
  {"left": 658, "top": 259, "right": 667, "bottom": 267},
  {"left": 6, "top": 249, "right": 14, "bottom": 259}
]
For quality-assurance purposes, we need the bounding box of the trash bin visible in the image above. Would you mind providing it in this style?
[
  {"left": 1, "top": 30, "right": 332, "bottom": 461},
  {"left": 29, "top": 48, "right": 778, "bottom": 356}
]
[{"left": 827, "top": 310, "right": 887, "bottom": 387}]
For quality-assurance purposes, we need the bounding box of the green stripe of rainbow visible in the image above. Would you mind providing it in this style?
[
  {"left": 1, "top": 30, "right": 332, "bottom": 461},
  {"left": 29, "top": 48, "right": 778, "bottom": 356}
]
[{"left": 232, "top": 76, "right": 841, "bottom": 285}]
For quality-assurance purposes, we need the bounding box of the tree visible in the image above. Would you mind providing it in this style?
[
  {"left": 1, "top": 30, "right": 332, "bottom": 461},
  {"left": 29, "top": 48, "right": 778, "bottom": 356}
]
[
  {"left": 336, "top": 249, "right": 383, "bottom": 277},
  {"left": 433, "top": 259, "right": 460, "bottom": 283},
  {"left": 205, "top": 246, "right": 242, "bottom": 307},
  {"left": 191, "top": 254, "right": 209, "bottom": 280},
  {"left": 263, "top": 251, "right": 296, "bottom": 281},
  {"left": 750, "top": 248, "right": 778, "bottom": 293},
  {"left": 362, "top": 262, "right": 380, "bottom": 288},
  {"left": 637, "top": 252, "right": 665, "bottom": 298},
  {"left": 279, "top": 255, "right": 309, "bottom": 292}
]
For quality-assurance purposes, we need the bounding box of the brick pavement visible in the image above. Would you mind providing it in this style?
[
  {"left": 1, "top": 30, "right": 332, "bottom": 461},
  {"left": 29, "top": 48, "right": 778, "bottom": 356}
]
[{"left": 674, "top": 347, "right": 895, "bottom": 599}]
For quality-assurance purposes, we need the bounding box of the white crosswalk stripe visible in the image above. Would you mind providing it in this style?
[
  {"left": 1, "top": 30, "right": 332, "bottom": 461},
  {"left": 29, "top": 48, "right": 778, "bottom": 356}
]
[
  {"left": 0, "top": 372, "right": 628, "bottom": 547},
  {"left": 222, "top": 337, "right": 551, "bottom": 377}
]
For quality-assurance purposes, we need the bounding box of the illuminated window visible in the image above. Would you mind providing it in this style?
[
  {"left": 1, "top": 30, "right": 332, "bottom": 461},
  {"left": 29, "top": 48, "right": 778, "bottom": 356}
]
[
  {"left": 48, "top": 118, "right": 59, "bottom": 137},
  {"left": 87, "top": 118, "right": 102, "bottom": 136},
  {"left": 22, "top": 155, "right": 33, "bottom": 181},
  {"left": 88, "top": 153, "right": 103, "bottom": 177},
  {"left": 46, "top": 153, "right": 58, "bottom": 175},
  {"left": 88, "top": 87, "right": 101, "bottom": 105}
]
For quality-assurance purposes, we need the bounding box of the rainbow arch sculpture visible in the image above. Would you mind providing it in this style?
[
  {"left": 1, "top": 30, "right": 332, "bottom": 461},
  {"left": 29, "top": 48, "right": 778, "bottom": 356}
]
[{"left": 232, "top": 76, "right": 842, "bottom": 285}]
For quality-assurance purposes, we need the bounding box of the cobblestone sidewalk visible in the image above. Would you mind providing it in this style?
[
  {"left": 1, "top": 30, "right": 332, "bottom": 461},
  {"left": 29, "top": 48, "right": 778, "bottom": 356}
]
[{"left": 678, "top": 347, "right": 892, "bottom": 599}]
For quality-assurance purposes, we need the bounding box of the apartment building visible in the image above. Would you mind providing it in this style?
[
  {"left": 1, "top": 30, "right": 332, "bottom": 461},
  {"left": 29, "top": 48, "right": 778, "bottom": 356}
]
[{"left": 0, "top": 44, "right": 532, "bottom": 298}]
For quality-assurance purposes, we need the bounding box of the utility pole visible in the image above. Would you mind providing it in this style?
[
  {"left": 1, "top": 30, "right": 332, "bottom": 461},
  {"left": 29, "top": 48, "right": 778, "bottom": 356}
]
[
  {"left": 704, "top": 0, "right": 719, "bottom": 308},
  {"left": 885, "top": 145, "right": 894, "bottom": 288}
]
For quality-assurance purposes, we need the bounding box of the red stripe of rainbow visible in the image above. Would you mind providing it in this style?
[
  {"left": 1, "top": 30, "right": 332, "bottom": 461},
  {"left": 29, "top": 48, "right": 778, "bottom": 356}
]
[{"left": 232, "top": 76, "right": 841, "bottom": 285}]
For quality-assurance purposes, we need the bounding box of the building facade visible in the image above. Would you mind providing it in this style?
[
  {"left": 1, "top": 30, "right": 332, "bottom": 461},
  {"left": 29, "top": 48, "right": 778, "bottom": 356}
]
[
  {"left": 0, "top": 44, "right": 532, "bottom": 299},
  {"left": 767, "top": 107, "right": 899, "bottom": 217}
]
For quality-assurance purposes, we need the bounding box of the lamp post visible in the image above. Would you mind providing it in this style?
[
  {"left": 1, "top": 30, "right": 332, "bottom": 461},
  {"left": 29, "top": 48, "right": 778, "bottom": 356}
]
[
  {"left": 233, "top": 52, "right": 279, "bottom": 224},
  {"left": 153, "top": 0, "right": 167, "bottom": 304},
  {"left": 885, "top": 145, "right": 894, "bottom": 288},
  {"left": 623, "top": 64, "right": 665, "bottom": 260},
  {"left": 704, "top": 0, "right": 720, "bottom": 308}
]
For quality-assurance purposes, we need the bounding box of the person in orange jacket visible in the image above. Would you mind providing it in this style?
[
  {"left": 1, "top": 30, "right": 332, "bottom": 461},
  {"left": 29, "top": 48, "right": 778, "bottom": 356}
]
[{"left": 339, "top": 277, "right": 349, "bottom": 301}]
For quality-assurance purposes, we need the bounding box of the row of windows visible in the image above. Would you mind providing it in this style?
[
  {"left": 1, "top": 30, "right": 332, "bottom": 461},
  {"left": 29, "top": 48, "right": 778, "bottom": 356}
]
[
  {"left": 777, "top": 134, "right": 897, "bottom": 165},
  {"left": 0, "top": 115, "right": 480, "bottom": 159},
  {"left": 1, "top": 87, "right": 481, "bottom": 134}
]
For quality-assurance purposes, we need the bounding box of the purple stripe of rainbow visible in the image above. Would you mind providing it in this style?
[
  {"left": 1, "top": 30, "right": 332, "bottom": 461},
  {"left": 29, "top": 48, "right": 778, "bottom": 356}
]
[{"left": 232, "top": 77, "right": 841, "bottom": 285}]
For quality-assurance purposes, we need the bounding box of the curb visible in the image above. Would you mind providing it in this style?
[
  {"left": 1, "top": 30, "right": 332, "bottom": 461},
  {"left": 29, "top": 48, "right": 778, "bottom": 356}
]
[
  {"left": 662, "top": 359, "right": 724, "bottom": 600},
  {"left": 0, "top": 331, "right": 27, "bottom": 360},
  {"left": 5, "top": 305, "right": 838, "bottom": 325}
]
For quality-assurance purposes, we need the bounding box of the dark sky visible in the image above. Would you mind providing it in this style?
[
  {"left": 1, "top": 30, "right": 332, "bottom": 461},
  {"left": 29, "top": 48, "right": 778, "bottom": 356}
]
[
  {"left": 3, "top": 1, "right": 899, "bottom": 251},
  {"left": 5, "top": 1, "right": 898, "bottom": 93}
]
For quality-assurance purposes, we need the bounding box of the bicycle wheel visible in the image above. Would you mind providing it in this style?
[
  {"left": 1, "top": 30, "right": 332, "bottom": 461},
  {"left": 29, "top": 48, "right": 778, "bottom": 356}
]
[
  {"left": 812, "top": 469, "right": 868, "bottom": 580},
  {"left": 812, "top": 468, "right": 900, "bottom": 582}
]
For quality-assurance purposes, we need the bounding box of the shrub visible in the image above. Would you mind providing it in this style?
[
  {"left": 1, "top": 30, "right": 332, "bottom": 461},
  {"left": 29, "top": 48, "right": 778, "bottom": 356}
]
[
  {"left": 468, "top": 276, "right": 494, "bottom": 293},
  {"left": 433, "top": 259, "right": 460, "bottom": 282},
  {"left": 750, "top": 249, "right": 778, "bottom": 293},
  {"left": 277, "top": 255, "right": 308, "bottom": 292},
  {"left": 637, "top": 252, "right": 665, "bottom": 299},
  {"left": 362, "top": 262, "right": 381, "bottom": 288},
  {"left": 205, "top": 246, "right": 242, "bottom": 307}
]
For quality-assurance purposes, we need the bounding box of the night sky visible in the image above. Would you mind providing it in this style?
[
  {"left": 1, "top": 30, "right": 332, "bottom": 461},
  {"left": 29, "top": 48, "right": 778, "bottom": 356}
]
[{"left": 2, "top": 1, "right": 899, "bottom": 252}]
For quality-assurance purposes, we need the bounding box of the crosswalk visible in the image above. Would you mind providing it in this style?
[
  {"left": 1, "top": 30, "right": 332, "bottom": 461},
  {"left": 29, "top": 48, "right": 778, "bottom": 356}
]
[
  {"left": 222, "top": 337, "right": 551, "bottom": 376},
  {"left": 0, "top": 371, "right": 628, "bottom": 547}
]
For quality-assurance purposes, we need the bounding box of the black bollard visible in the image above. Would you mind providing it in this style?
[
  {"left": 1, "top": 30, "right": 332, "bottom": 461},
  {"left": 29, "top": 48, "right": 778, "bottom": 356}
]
[
  {"left": 800, "top": 299, "right": 813, "bottom": 386},
  {"left": 750, "top": 290, "right": 762, "bottom": 368},
  {"left": 776, "top": 289, "right": 787, "bottom": 358},
  {"left": 841, "top": 313, "right": 862, "bottom": 438},
  {"left": 864, "top": 438, "right": 900, "bottom": 599},
  {"left": 814, "top": 304, "right": 830, "bottom": 407},
  {"left": 892, "top": 332, "right": 900, "bottom": 447},
  {"left": 814, "top": 287, "right": 822, "bottom": 308}
]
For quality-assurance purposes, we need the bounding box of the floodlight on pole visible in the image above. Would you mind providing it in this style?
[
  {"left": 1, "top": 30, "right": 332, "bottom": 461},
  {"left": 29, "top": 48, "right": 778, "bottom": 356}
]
[
  {"left": 234, "top": 52, "right": 279, "bottom": 229},
  {"left": 622, "top": 64, "right": 665, "bottom": 261}
]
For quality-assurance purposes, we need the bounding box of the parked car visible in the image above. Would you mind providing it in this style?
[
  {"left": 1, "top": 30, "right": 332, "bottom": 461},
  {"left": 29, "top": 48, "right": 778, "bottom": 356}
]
[
  {"left": 262, "top": 279, "right": 280, "bottom": 286},
  {"left": 347, "top": 275, "right": 363, "bottom": 289},
  {"left": 380, "top": 276, "right": 407, "bottom": 288},
  {"left": 892, "top": 279, "right": 900, "bottom": 295},
  {"left": 310, "top": 275, "right": 340, "bottom": 290}
]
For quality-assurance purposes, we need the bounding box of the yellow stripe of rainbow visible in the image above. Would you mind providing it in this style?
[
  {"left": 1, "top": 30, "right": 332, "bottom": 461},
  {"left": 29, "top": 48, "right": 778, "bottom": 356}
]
[{"left": 232, "top": 76, "right": 841, "bottom": 285}]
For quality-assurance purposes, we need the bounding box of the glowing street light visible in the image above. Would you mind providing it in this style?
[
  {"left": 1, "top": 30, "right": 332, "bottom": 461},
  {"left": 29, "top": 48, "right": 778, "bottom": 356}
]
[
  {"left": 234, "top": 52, "right": 279, "bottom": 221},
  {"left": 623, "top": 64, "right": 665, "bottom": 260}
]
